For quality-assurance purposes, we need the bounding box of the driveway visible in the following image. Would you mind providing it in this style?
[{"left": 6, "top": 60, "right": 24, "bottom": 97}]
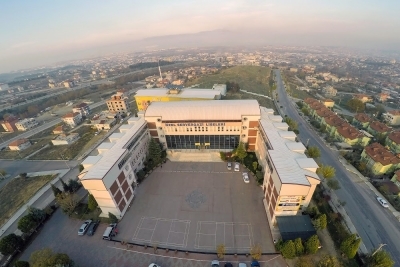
[{"left": 118, "top": 161, "right": 275, "bottom": 253}]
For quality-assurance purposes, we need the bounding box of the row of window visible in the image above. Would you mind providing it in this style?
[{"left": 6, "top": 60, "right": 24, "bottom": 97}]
[
  {"left": 164, "top": 126, "right": 241, "bottom": 132},
  {"left": 165, "top": 135, "right": 240, "bottom": 150}
]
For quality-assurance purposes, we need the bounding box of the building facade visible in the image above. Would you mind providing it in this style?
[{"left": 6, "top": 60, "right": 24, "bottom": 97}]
[
  {"left": 72, "top": 103, "right": 91, "bottom": 117},
  {"left": 1, "top": 117, "right": 18, "bottom": 132},
  {"left": 106, "top": 91, "right": 130, "bottom": 114},
  {"left": 51, "top": 133, "right": 80, "bottom": 146},
  {"left": 361, "top": 143, "right": 400, "bottom": 176},
  {"left": 62, "top": 112, "right": 82, "bottom": 127},
  {"left": 79, "top": 117, "right": 150, "bottom": 217},
  {"left": 143, "top": 100, "right": 260, "bottom": 151},
  {"left": 15, "top": 118, "right": 38, "bottom": 131},
  {"left": 9, "top": 139, "right": 31, "bottom": 151},
  {"left": 383, "top": 110, "right": 400, "bottom": 126}
]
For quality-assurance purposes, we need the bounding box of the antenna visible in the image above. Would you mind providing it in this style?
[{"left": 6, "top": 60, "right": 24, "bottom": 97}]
[{"left": 158, "top": 60, "right": 162, "bottom": 80}]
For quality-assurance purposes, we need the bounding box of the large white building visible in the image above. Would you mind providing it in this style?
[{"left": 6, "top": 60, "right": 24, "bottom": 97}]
[
  {"left": 79, "top": 117, "right": 150, "bottom": 217},
  {"left": 15, "top": 118, "right": 38, "bottom": 131}
]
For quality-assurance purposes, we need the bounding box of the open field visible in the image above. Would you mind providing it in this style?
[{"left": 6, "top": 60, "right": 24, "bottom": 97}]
[
  {"left": 289, "top": 85, "right": 315, "bottom": 100},
  {"left": 30, "top": 125, "right": 97, "bottom": 160},
  {"left": 0, "top": 174, "right": 56, "bottom": 226}
]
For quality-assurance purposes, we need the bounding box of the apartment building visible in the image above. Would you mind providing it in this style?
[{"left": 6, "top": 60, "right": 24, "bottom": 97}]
[
  {"left": 382, "top": 110, "right": 400, "bottom": 126},
  {"left": 51, "top": 133, "right": 80, "bottom": 146},
  {"left": 1, "top": 116, "right": 18, "bottom": 132},
  {"left": 9, "top": 139, "right": 31, "bottom": 151},
  {"left": 72, "top": 103, "right": 91, "bottom": 117},
  {"left": 352, "top": 113, "right": 372, "bottom": 129},
  {"left": 62, "top": 112, "right": 82, "bottom": 127},
  {"left": 79, "top": 117, "right": 150, "bottom": 217},
  {"left": 361, "top": 143, "right": 400, "bottom": 176},
  {"left": 367, "top": 121, "right": 392, "bottom": 137},
  {"left": 106, "top": 91, "right": 130, "bottom": 114},
  {"left": 385, "top": 131, "right": 400, "bottom": 154},
  {"left": 15, "top": 118, "right": 38, "bottom": 131},
  {"left": 335, "top": 123, "right": 370, "bottom": 146}
]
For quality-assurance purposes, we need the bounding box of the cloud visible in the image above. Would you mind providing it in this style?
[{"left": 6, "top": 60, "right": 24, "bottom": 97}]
[{"left": 11, "top": 41, "right": 37, "bottom": 49}]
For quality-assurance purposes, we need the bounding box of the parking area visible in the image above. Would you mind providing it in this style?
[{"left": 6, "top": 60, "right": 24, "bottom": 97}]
[{"left": 118, "top": 161, "right": 275, "bottom": 253}]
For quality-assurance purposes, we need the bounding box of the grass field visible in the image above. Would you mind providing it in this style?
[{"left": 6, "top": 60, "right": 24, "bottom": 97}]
[
  {"left": 0, "top": 174, "right": 56, "bottom": 226},
  {"left": 30, "top": 125, "right": 97, "bottom": 160}
]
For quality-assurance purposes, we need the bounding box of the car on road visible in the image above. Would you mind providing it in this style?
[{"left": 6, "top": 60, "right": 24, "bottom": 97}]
[
  {"left": 87, "top": 220, "right": 99, "bottom": 236},
  {"left": 242, "top": 172, "right": 250, "bottom": 183},
  {"left": 227, "top": 162, "right": 232, "bottom": 170},
  {"left": 377, "top": 197, "right": 389, "bottom": 208},
  {"left": 78, "top": 220, "right": 92, "bottom": 236},
  {"left": 149, "top": 264, "right": 161, "bottom": 267},
  {"left": 234, "top": 162, "right": 240, "bottom": 172},
  {"left": 250, "top": 260, "right": 260, "bottom": 267},
  {"left": 211, "top": 260, "right": 220, "bottom": 267}
]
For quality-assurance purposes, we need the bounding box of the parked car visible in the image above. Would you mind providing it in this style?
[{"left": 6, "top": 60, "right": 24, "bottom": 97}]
[
  {"left": 239, "top": 263, "right": 247, "bottom": 267},
  {"left": 211, "top": 260, "right": 220, "bottom": 267},
  {"left": 377, "top": 196, "right": 389, "bottom": 208},
  {"left": 78, "top": 220, "right": 92, "bottom": 236},
  {"left": 242, "top": 172, "right": 250, "bottom": 183},
  {"left": 227, "top": 162, "right": 232, "bottom": 170},
  {"left": 87, "top": 220, "right": 99, "bottom": 236},
  {"left": 224, "top": 263, "right": 233, "bottom": 267},
  {"left": 148, "top": 264, "right": 161, "bottom": 267},
  {"left": 234, "top": 162, "right": 240, "bottom": 172},
  {"left": 251, "top": 260, "right": 260, "bottom": 267}
]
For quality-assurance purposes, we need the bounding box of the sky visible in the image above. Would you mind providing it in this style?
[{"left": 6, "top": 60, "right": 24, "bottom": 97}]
[{"left": 1, "top": 0, "right": 400, "bottom": 73}]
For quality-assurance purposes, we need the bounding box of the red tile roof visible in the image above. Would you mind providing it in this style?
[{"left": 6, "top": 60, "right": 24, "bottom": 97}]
[
  {"left": 9, "top": 138, "right": 29, "bottom": 147},
  {"left": 63, "top": 112, "right": 80, "bottom": 118},
  {"left": 354, "top": 113, "right": 371, "bottom": 123},
  {"left": 388, "top": 110, "right": 400, "bottom": 116},
  {"left": 388, "top": 131, "right": 400, "bottom": 145},
  {"left": 324, "top": 115, "right": 345, "bottom": 127},
  {"left": 364, "top": 142, "right": 400, "bottom": 165},
  {"left": 369, "top": 121, "right": 392, "bottom": 133},
  {"left": 336, "top": 123, "right": 363, "bottom": 140}
]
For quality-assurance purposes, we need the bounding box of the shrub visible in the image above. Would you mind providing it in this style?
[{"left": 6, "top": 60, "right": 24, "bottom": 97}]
[
  {"left": 108, "top": 212, "right": 118, "bottom": 223},
  {"left": 294, "top": 238, "right": 304, "bottom": 256},
  {"left": 255, "top": 171, "right": 264, "bottom": 184},
  {"left": 281, "top": 240, "right": 296, "bottom": 259},
  {"left": 220, "top": 152, "right": 226, "bottom": 161},
  {"left": 305, "top": 235, "right": 320, "bottom": 254},
  {"left": 340, "top": 234, "right": 361, "bottom": 259}
]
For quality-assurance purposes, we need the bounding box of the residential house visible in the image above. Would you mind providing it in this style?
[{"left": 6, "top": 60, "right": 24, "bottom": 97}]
[
  {"left": 1, "top": 116, "right": 18, "bottom": 132},
  {"left": 91, "top": 112, "right": 117, "bottom": 131},
  {"left": 322, "top": 99, "right": 334, "bottom": 108},
  {"left": 361, "top": 142, "right": 400, "bottom": 176},
  {"left": 62, "top": 112, "right": 82, "bottom": 127},
  {"left": 352, "top": 113, "right": 372, "bottom": 129},
  {"left": 106, "top": 91, "right": 130, "bottom": 114},
  {"left": 367, "top": 121, "right": 392, "bottom": 137},
  {"left": 335, "top": 123, "right": 370, "bottom": 146},
  {"left": 51, "top": 133, "right": 80, "bottom": 146},
  {"left": 72, "top": 103, "right": 91, "bottom": 117},
  {"left": 353, "top": 94, "right": 373, "bottom": 103},
  {"left": 322, "top": 115, "right": 345, "bottom": 136},
  {"left": 322, "top": 86, "right": 337, "bottom": 97},
  {"left": 391, "top": 170, "right": 400, "bottom": 188},
  {"left": 53, "top": 125, "right": 66, "bottom": 135},
  {"left": 385, "top": 131, "right": 400, "bottom": 154},
  {"left": 15, "top": 118, "right": 38, "bottom": 131},
  {"left": 9, "top": 139, "right": 31, "bottom": 151},
  {"left": 376, "top": 93, "right": 389, "bottom": 102},
  {"left": 314, "top": 107, "right": 335, "bottom": 124},
  {"left": 382, "top": 110, "right": 400, "bottom": 126}
]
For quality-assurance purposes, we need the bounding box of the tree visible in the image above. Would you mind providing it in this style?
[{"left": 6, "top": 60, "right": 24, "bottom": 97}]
[
  {"left": 235, "top": 142, "right": 247, "bottom": 163},
  {"left": 51, "top": 184, "right": 62, "bottom": 197},
  {"left": 250, "top": 244, "right": 262, "bottom": 260},
  {"left": 67, "top": 179, "right": 80, "bottom": 192},
  {"left": 318, "top": 255, "right": 341, "bottom": 267},
  {"left": 294, "top": 238, "right": 304, "bottom": 256},
  {"left": 366, "top": 249, "right": 395, "bottom": 267},
  {"left": 0, "top": 233, "right": 24, "bottom": 255},
  {"left": 30, "top": 248, "right": 74, "bottom": 267},
  {"left": 88, "top": 194, "right": 98, "bottom": 211},
  {"left": 340, "top": 234, "right": 361, "bottom": 259},
  {"left": 285, "top": 117, "right": 298, "bottom": 132},
  {"left": 346, "top": 98, "right": 365, "bottom": 113},
  {"left": 327, "top": 179, "right": 341, "bottom": 190},
  {"left": 318, "top": 214, "right": 327, "bottom": 230},
  {"left": 19, "top": 173, "right": 28, "bottom": 179},
  {"left": 216, "top": 244, "right": 225, "bottom": 259},
  {"left": 252, "top": 161, "right": 258, "bottom": 172},
  {"left": 61, "top": 179, "right": 71, "bottom": 193},
  {"left": 79, "top": 164, "right": 84, "bottom": 172},
  {"left": 148, "top": 137, "right": 162, "bottom": 164},
  {"left": 0, "top": 169, "right": 6, "bottom": 177},
  {"left": 295, "top": 257, "right": 314, "bottom": 267},
  {"left": 301, "top": 107, "right": 310, "bottom": 116},
  {"left": 306, "top": 146, "right": 321, "bottom": 158},
  {"left": 56, "top": 192, "right": 79, "bottom": 215},
  {"left": 18, "top": 214, "right": 38, "bottom": 233},
  {"left": 305, "top": 235, "right": 320, "bottom": 254},
  {"left": 280, "top": 240, "right": 296, "bottom": 259},
  {"left": 15, "top": 261, "right": 30, "bottom": 267},
  {"left": 317, "top": 165, "right": 336, "bottom": 179},
  {"left": 108, "top": 212, "right": 119, "bottom": 223}
]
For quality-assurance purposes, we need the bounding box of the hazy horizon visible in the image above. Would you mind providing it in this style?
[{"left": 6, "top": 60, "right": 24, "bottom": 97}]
[{"left": 1, "top": 0, "right": 400, "bottom": 73}]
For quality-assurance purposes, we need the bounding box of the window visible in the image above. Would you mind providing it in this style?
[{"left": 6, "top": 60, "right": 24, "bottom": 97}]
[
  {"left": 206, "top": 127, "right": 208, "bottom": 131},
  {"left": 128, "top": 174, "right": 133, "bottom": 180},
  {"left": 175, "top": 128, "right": 177, "bottom": 132},
  {"left": 302, "top": 196, "right": 306, "bottom": 201},
  {"left": 218, "top": 127, "right": 220, "bottom": 131},
  {"left": 125, "top": 165, "right": 129, "bottom": 171}
]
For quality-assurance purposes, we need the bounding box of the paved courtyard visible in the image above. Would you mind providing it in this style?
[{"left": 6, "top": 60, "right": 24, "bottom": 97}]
[{"left": 118, "top": 161, "right": 275, "bottom": 253}]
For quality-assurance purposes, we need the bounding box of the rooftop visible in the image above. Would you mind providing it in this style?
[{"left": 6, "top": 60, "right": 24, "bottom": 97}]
[
  {"left": 73, "top": 103, "right": 88, "bottom": 108},
  {"left": 63, "top": 112, "right": 80, "bottom": 118},
  {"left": 324, "top": 115, "right": 345, "bottom": 127},
  {"left": 135, "top": 88, "right": 221, "bottom": 99},
  {"left": 336, "top": 123, "right": 363, "bottom": 140},
  {"left": 369, "top": 120, "right": 392, "bottom": 133},
  {"left": 145, "top": 100, "right": 260, "bottom": 121},
  {"left": 388, "top": 131, "right": 400, "bottom": 145},
  {"left": 354, "top": 113, "right": 371, "bottom": 123},
  {"left": 364, "top": 142, "right": 400, "bottom": 165},
  {"left": 388, "top": 110, "right": 400, "bottom": 116},
  {"left": 9, "top": 138, "right": 29, "bottom": 146}
]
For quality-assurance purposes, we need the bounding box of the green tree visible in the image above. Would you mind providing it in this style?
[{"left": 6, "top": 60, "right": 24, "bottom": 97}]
[
  {"left": 30, "top": 248, "right": 74, "bottom": 267},
  {"left": 295, "top": 257, "right": 314, "bottom": 267},
  {"left": 0, "top": 233, "right": 24, "bottom": 255},
  {"left": 79, "top": 164, "right": 84, "bottom": 172},
  {"left": 327, "top": 179, "right": 341, "bottom": 190},
  {"left": 294, "top": 238, "right": 304, "bottom": 256},
  {"left": 281, "top": 240, "right": 296, "bottom": 259},
  {"left": 317, "top": 165, "right": 336, "bottom": 179},
  {"left": 313, "top": 214, "right": 327, "bottom": 230},
  {"left": 108, "top": 212, "right": 119, "bottom": 223},
  {"left": 346, "top": 98, "right": 365, "bottom": 113},
  {"left": 235, "top": 142, "right": 247, "bottom": 163},
  {"left": 306, "top": 146, "right": 321, "bottom": 158},
  {"left": 285, "top": 117, "right": 298, "bottom": 132},
  {"left": 51, "top": 184, "right": 62, "bottom": 197},
  {"left": 340, "top": 234, "right": 361, "bottom": 259},
  {"left": 28, "top": 207, "right": 46, "bottom": 222},
  {"left": 148, "top": 137, "right": 162, "bottom": 164},
  {"left": 252, "top": 161, "right": 258, "bottom": 172},
  {"left": 15, "top": 261, "right": 30, "bottom": 267},
  {"left": 305, "top": 235, "right": 320, "bottom": 254},
  {"left": 366, "top": 249, "right": 395, "bottom": 267},
  {"left": 318, "top": 255, "right": 341, "bottom": 267},
  {"left": 250, "top": 244, "right": 262, "bottom": 260},
  {"left": 56, "top": 192, "right": 79, "bottom": 215},
  {"left": 67, "top": 179, "right": 80, "bottom": 192},
  {"left": 61, "top": 179, "right": 71, "bottom": 193},
  {"left": 18, "top": 214, "right": 38, "bottom": 233},
  {"left": 88, "top": 194, "right": 98, "bottom": 211},
  {"left": 301, "top": 107, "right": 310, "bottom": 116}
]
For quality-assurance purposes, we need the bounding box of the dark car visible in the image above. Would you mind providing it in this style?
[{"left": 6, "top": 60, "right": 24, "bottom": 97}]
[
  {"left": 251, "top": 261, "right": 260, "bottom": 267},
  {"left": 224, "top": 263, "right": 233, "bottom": 267},
  {"left": 87, "top": 220, "right": 99, "bottom": 236}
]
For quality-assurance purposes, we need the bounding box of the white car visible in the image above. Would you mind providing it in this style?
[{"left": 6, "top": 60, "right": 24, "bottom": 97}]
[
  {"left": 149, "top": 264, "right": 161, "bottom": 267},
  {"left": 211, "top": 260, "right": 220, "bottom": 267},
  {"left": 377, "top": 197, "right": 389, "bottom": 208},
  {"left": 234, "top": 162, "right": 240, "bottom": 172},
  {"left": 242, "top": 172, "right": 250, "bottom": 183},
  {"left": 227, "top": 162, "right": 232, "bottom": 170},
  {"left": 78, "top": 220, "right": 92, "bottom": 236},
  {"left": 239, "top": 263, "right": 247, "bottom": 267}
]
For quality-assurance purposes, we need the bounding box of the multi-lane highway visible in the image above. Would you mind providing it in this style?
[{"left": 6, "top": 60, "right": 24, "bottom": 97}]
[{"left": 274, "top": 69, "right": 400, "bottom": 265}]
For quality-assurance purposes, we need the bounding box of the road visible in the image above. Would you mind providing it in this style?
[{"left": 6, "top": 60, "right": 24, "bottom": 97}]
[{"left": 274, "top": 69, "right": 400, "bottom": 266}]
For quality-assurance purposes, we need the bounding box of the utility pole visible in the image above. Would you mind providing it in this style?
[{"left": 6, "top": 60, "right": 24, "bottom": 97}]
[{"left": 371, "top": 243, "right": 387, "bottom": 257}]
